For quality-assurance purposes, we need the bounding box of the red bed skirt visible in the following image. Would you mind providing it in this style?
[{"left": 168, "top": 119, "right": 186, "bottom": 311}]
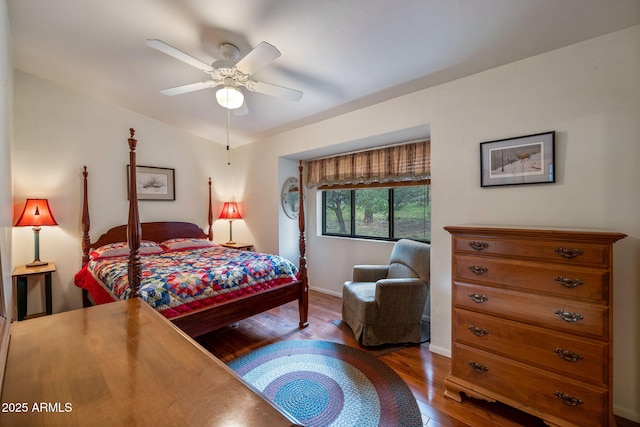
[{"left": 74, "top": 264, "right": 298, "bottom": 319}]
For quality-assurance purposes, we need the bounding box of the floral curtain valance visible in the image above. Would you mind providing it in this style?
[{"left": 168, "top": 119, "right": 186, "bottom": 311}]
[{"left": 306, "top": 140, "right": 430, "bottom": 187}]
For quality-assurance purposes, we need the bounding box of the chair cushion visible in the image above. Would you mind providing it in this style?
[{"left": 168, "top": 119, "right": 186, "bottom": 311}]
[
  {"left": 387, "top": 263, "right": 418, "bottom": 279},
  {"left": 352, "top": 265, "right": 389, "bottom": 282}
]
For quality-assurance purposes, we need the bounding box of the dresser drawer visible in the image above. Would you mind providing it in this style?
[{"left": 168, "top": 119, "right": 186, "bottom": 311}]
[
  {"left": 454, "top": 283, "right": 608, "bottom": 338},
  {"left": 453, "top": 309, "right": 607, "bottom": 385},
  {"left": 453, "top": 254, "right": 607, "bottom": 302},
  {"left": 453, "top": 236, "right": 609, "bottom": 267},
  {"left": 452, "top": 344, "right": 607, "bottom": 427}
]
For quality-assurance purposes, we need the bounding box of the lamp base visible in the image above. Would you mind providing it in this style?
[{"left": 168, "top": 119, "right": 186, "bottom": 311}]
[
  {"left": 225, "top": 240, "right": 236, "bottom": 245},
  {"left": 26, "top": 260, "right": 48, "bottom": 268},
  {"left": 28, "top": 227, "right": 48, "bottom": 268}
]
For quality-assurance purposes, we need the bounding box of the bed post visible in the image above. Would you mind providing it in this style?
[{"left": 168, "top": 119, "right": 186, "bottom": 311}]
[
  {"left": 298, "top": 161, "right": 309, "bottom": 329},
  {"left": 81, "top": 166, "right": 91, "bottom": 266},
  {"left": 81, "top": 166, "right": 93, "bottom": 308},
  {"left": 127, "top": 129, "right": 142, "bottom": 298},
  {"left": 207, "top": 178, "right": 214, "bottom": 241}
]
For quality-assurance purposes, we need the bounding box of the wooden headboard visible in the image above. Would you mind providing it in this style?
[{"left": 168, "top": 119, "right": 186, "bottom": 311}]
[{"left": 91, "top": 222, "right": 209, "bottom": 249}]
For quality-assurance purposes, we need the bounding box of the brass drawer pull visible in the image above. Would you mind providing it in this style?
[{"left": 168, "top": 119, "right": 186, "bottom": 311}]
[
  {"left": 554, "top": 310, "right": 583, "bottom": 323},
  {"left": 468, "top": 241, "right": 489, "bottom": 251},
  {"left": 553, "top": 247, "right": 584, "bottom": 259},
  {"left": 553, "top": 348, "right": 584, "bottom": 362},
  {"left": 554, "top": 391, "right": 583, "bottom": 407},
  {"left": 468, "top": 325, "right": 489, "bottom": 337},
  {"left": 468, "top": 361, "right": 489, "bottom": 373},
  {"left": 468, "top": 265, "right": 488, "bottom": 275},
  {"left": 553, "top": 276, "right": 584, "bottom": 288},
  {"left": 468, "top": 293, "right": 489, "bottom": 304}
]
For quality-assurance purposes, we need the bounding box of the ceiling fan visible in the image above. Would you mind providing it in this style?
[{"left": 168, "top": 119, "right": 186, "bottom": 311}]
[{"left": 146, "top": 39, "right": 303, "bottom": 112}]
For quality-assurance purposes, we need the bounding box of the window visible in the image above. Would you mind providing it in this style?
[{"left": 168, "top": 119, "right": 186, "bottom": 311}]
[{"left": 322, "top": 185, "right": 430, "bottom": 242}]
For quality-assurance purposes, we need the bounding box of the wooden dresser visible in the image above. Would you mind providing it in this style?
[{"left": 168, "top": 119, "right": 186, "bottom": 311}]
[{"left": 443, "top": 226, "right": 626, "bottom": 427}]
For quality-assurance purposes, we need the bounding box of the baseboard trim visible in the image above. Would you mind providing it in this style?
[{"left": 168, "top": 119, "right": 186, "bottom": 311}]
[
  {"left": 308, "top": 286, "right": 341, "bottom": 298},
  {"left": 614, "top": 405, "right": 640, "bottom": 423},
  {"left": 429, "top": 344, "right": 451, "bottom": 358}
]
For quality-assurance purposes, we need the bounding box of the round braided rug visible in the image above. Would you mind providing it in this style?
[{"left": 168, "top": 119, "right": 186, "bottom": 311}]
[{"left": 227, "top": 340, "right": 423, "bottom": 427}]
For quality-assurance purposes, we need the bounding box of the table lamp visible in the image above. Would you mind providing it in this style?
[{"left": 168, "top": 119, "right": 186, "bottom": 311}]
[
  {"left": 14, "top": 198, "right": 58, "bottom": 267},
  {"left": 218, "top": 202, "right": 242, "bottom": 244}
]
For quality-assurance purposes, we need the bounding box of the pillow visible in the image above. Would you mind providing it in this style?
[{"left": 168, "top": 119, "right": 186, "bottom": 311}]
[
  {"left": 90, "top": 241, "right": 163, "bottom": 260},
  {"left": 139, "top": 240, "right": 165, "bottom": 255},
  {"left": 161, "top": 237, "right": 214, "bottom": 251}
]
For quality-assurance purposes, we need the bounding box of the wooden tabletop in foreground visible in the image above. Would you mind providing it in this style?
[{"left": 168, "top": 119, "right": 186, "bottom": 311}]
[{"left": 0, "top": 298, "right": 300, "bottom": 427}]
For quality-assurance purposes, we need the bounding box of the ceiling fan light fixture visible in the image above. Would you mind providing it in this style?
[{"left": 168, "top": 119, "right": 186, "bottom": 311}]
[{"left": 216, "top": 86, "right": 244, "bottom": 109}]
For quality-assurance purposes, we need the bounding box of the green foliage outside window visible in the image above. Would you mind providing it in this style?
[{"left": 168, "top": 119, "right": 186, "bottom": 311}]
[
  {"left": 324, "top": 190, "right": 351, "bottom": 235},
  {"left": 322, "top": 185, "right": 430, "bottom": 242}
]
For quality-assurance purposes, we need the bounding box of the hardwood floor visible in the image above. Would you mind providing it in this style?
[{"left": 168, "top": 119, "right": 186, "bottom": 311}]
[{"left": 197, "top": 290, "right": 638, "bottom": 427}]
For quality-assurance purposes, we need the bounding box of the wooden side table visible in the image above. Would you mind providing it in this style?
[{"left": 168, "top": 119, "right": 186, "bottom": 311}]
[
  {"left": 12, "top": 262, "right": 56, "bottom": 321},
  {"left": 219, "top": 242, "right": 254, "bottom": 251}
]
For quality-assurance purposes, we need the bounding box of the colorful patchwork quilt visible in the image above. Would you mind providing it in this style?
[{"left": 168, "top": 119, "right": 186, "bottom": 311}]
[{"left": 74, "top": 245, "right": 300, "bottom": 319}]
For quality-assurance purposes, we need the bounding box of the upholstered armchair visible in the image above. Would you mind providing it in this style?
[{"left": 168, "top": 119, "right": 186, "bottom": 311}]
[{"left": 342, "top": 239, "right": 430, "bottom": 346}]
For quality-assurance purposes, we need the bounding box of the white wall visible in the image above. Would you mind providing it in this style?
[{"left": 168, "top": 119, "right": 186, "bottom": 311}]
[
  {"left": 11, "top": 71, "right": 229, "bottom": 313},
  {"left": 236, "top": 26, "right": 640, "bottom": 421},
  {"left": 0, "top": 0, "right": 13, "bottom": 317}
]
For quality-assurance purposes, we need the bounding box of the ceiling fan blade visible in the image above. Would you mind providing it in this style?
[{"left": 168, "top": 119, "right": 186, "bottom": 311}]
[
  {"left": 234, "top": 103, "right": 249, "bottom": 116},
  {"left": 160, "top": 81, "right": 217, "bottom": 96},
  {"left": 146, "top": 39, "right": 212, "bottom": 72},
  {"left": 235, "top": 41, "right": 281, "bottom": 75},
  {"left": 248, "top": 81, "right": 303, "bottom": 101}
]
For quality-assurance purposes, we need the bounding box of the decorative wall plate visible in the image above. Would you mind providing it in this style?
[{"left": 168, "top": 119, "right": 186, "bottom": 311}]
[{"left": 281, "top": 177, "right": 300, "bottom": 219}]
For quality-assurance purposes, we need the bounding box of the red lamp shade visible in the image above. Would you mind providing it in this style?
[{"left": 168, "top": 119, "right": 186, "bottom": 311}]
[
  {"left": 14, "top": 198, "right": 58, "bottom": 267},
  {"left": 218, "top": 202, "right": 242, "bottom": 220},
  {"left": 14, "top": 199, "right": 58, "bottom": 227}
]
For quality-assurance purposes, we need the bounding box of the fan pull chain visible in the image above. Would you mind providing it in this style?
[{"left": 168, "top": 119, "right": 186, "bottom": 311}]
[{"left": 226, "top": 107, "right": 231, "bottom": 165}]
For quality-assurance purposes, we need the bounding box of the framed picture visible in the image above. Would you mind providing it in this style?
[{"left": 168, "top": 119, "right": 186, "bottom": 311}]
[
  {"left": 127, "top": 165, "right": 175, "bottom": 200},
  {"left": 480, "top": 131, "right": 555, "bottom": 187}
]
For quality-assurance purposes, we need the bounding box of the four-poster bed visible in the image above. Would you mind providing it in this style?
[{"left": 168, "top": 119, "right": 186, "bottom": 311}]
[{"left": 74, "top": 129, "right": 309, "bottom": 337}]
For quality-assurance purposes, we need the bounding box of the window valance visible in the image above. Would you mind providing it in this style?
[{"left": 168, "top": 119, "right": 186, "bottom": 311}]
[{"left": 305, "top": 140, "right": 430, "bottom": 187}]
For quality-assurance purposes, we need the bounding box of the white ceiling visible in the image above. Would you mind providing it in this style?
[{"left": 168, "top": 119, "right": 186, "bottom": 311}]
[{"left": 7, "top": 0, "right": 640, "bottom": 147}]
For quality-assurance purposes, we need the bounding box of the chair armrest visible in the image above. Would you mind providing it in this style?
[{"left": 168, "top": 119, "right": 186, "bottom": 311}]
[
  {"left": 374, "top": 278, "right": 429, "bottom": 318},
  {"left": 375, "top": 278, "right": 427, "bottom": 292},
  {"left": 352, "top": 265, "right": 389, "bottom": 282}
]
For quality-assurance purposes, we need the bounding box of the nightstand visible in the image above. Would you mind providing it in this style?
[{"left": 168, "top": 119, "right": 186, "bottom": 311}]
[
  {"left": 12, "top": 262, "right": 56, "bottom": 321},
  {"left": 219, "top": 242, "right": 254, "bottom": 251}
]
